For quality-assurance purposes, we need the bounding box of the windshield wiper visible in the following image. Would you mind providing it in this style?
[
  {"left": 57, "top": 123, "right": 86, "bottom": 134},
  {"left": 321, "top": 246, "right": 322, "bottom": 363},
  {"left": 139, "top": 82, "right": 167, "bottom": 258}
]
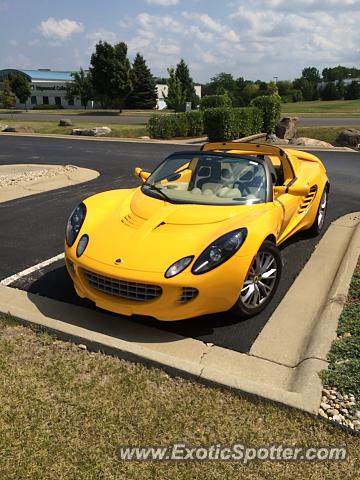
[{"left": 143, "top": 183, "right": 171, "bottom": 202}]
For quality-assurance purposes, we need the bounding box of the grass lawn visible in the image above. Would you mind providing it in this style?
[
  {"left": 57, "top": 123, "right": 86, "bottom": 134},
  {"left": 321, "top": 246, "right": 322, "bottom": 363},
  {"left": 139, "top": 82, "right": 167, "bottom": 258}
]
[
  {"left": 0, "top": 108, "right": 168, "bottom": 116},
  {"left": 281, "top": 99, "right": 360, "bottom": 117},
  {"left": 0, "top": 119, "right": 148, "bottom": 138},
  {"left": 296, "top": 125, "right": 359, "bottom": 145},
  {"left": 0, "top": 313, "right": 358, "bottom": 479},
  {"left": 321, "top": 258, "right": 360, "bottom": 398}
]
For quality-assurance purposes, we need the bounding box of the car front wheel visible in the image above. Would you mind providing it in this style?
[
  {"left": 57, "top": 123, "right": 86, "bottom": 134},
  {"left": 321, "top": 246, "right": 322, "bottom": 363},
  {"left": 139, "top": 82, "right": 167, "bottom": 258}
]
[
  {"left": 307, "top": 186, "right": 328, "bottom": 237},
  {"left": 232, "top": 240, "right": 282, "bottom": 318}
]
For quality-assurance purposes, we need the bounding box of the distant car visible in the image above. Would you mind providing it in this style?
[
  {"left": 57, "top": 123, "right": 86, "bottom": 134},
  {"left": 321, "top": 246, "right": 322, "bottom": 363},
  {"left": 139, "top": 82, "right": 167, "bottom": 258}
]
[{"left": 64, "top": 142, "right": 329, "bottom": 321}]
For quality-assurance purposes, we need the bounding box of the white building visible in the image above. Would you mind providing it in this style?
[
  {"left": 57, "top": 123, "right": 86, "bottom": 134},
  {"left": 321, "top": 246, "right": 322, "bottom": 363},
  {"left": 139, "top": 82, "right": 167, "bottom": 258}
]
[
  {"left": 156, "top": 84, "right": 202, "bottom": 110},
  {"left": 0, "top": 69, "right": 83, "bottom": 108}
]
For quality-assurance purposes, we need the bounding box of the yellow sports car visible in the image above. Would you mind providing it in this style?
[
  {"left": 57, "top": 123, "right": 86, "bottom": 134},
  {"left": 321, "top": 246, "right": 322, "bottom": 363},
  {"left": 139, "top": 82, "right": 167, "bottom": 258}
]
[{"left": 64, "top": 142, "right": 329, "bottom": 321}]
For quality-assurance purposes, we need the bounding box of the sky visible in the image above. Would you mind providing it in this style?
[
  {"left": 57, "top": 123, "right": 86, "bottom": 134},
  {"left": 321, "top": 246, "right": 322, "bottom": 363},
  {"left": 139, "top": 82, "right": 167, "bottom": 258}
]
[{"left": 0, "top": 0, "right": 359, "bottom": 83}]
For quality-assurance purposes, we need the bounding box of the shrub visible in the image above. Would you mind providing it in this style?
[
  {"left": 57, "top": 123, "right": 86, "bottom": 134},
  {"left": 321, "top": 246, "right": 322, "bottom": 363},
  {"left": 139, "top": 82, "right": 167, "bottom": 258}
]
[
  {"left": 147, "top": 115, "right": 177, "bottom": 139},
  {"left": 33, "top": 104, "right": 64, "bottom": 110},
  {"left": 234, "top": 107, "right": 263, "bottom": 138},
  {"left": 203, "top": 107, "right": 236, "bottom": 141},
  {"left": 251, "top": 95, "right": 281, "bottom": 133},
  {"left": 185, "top": 110, "right": 204, "bottom": 136},
  {"left": 173, "top": 113, "right": 189, "bottom": 137},
  {"left": 200, "top": 94, "right": 232, "bottom": 110}
]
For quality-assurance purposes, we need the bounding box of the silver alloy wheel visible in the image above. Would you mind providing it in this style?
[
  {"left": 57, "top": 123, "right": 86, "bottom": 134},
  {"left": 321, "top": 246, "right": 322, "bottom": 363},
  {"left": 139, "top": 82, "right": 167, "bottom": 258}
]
[
  {"left": 317, "top": 189, "right": 327, "bottom": 230},
  {"left": 240, "top": 252, "right": 278, "bottom": 309}
]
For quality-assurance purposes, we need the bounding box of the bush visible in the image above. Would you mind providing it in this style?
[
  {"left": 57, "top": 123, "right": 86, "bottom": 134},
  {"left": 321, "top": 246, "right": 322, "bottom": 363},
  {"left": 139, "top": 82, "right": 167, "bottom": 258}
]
[
  {"left": 200, "top": 94, "right": 232, "bottom": 110},
  {"left": 251, "top": 95, "right": 281, "bottom": 133},
  {"left": 203, "top": 107, "right": 236, "bottom": 141},
  {"left": 185, "top": 110, "right": 204, "bottom": 136},
  {"left": 234, "top": 107, "right": 263, "bottom": 138},
  {"left": 148, "top": 115, "right": 177, "bottom": 139},
  {"left": 33, "top": 104, "right": 64, "bottom": 110},
  {"left": 173, "top": 113, "right": 188, "bottom": 137},
  {"left": 203, "top": 107, "right": 263, "bottom": 141}
]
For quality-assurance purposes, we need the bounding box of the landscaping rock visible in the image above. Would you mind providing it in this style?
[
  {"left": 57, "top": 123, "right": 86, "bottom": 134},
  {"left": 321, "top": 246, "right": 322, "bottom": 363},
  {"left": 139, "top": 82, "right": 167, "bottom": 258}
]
[
  {"left": 275, "top": 117, "right": 298, "bottom": 140},
  {"left": 4, "top": 125, "right": 34, "bottom": 133},
  {"left": 0, "top": 123, "right": 8, "bottom": 132},
  {"left": 59, "top": 118, "right": 73, "bottom": 127},
  {"left": 72, "top": 127, "right": 111, "bottom": 137},
  {"left": 290, "top": 137, "right": 333, "bottom": 148},
  {"left": 335, "top": 128, "right": 360, "bottom": 148},
  {"left": 266, "top": 133, "right": 289, "bottom": 145}
]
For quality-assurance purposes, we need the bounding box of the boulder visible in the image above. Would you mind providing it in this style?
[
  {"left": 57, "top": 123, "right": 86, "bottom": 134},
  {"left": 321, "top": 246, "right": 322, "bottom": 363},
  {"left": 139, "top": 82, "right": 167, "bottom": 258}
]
[
  {"left": 266, "top": 133, "right": 289, "bottom": 145},
  {"left": 59, "top": 118, "right": 73, "bottom": 127},
  {"left": 0, "top": 123, "right": 8, "bottom": 132},
  {"left": 72, "top": 127, "right": 111, "bottom": 137},
  {"left": 290, "top": 137, "right": 333, "bottom": 148},
  {"left": 275, "top": 117, "right": 298, "bottom": 140},
  {"left": 4, "top": 125, "right": 34, "bottom": 133},
  {"left": 335, "top": 128, "right": 360, "bottom": 148}
]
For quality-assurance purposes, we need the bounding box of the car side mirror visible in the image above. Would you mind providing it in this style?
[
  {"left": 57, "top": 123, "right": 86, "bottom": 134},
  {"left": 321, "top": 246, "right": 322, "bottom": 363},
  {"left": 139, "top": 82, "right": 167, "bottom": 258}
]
[
  {"left": 134, "top": 167, "right": 151, "bottom": 182},
  {"left": 274, "top": 183, "right": 310, "bottom": 197}
]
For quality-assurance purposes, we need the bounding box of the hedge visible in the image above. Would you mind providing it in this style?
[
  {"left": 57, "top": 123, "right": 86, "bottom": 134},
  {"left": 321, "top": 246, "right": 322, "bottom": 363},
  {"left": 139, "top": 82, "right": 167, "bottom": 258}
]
[
  {"left": 200, "top": 94, "right": 232, "bottom": 110},
  {"left": 148, "top": 111, "right": 204, "bottom": 139},
  {"left": 203, "top": 107, "right": 263, "bottom": 142},
  {"left": 32, "top": 104, "right": 65, "bottom": 110},
  {"left": 251, "top": 95, "right": 281, "bottom": 133}
]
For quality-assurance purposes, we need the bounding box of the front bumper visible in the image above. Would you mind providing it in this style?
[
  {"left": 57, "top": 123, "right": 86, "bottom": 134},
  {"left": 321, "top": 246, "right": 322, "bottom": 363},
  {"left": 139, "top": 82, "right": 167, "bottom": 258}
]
[{"left": 64, "top": 249, "right": 253, "bottom": 321}]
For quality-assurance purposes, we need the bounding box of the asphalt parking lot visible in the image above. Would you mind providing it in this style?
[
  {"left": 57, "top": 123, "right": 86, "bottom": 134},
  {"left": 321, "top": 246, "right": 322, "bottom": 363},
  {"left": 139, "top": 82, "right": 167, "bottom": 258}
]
[{"left": 0, "top": 136, "right": 359, "bottom": 352}]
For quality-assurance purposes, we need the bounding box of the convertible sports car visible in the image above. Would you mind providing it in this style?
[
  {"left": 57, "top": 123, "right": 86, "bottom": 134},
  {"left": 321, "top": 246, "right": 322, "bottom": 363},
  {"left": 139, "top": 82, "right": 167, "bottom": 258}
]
[{"left": 64, "top": 142, "right": 329, "bottom": 321}]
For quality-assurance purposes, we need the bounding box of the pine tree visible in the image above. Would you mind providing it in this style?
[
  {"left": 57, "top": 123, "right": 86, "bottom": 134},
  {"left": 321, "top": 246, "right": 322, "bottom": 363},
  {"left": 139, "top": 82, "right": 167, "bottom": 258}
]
[
  {"left": 165, "top": 67, "right": 185, "bottom": 111},
  {"left": 125, "top": 53, "right": 157, "bottom": 109},
  {"left": 175, "top": 59, "right": 199, "bottom": 108}
]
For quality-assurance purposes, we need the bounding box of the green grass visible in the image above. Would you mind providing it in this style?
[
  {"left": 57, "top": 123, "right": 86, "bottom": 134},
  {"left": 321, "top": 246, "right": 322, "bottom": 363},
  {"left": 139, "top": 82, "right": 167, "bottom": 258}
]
[
  {"left": 321, "top": 260, "right": 360, "bottom": 398},
  {"left": 281, "top": 99, "right": 360, "bottom": 116},
  {"left": 0, "top": 108, "right": 170, "bottom": 116},
  {"left": 295, "top": 125, "right": 359, "bottom": 145},
  {"left": 1, "top": 119, "right": 148, "bottom": 138},
  {"left": 0, "top": 312, "right": 358, "bottom": 479}
]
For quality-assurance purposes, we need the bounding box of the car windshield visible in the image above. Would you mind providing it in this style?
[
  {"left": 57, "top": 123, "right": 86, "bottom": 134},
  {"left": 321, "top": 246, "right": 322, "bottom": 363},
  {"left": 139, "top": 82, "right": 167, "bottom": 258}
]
[{"left": 141, "top": 153, "right": 267, "bottom": 205}]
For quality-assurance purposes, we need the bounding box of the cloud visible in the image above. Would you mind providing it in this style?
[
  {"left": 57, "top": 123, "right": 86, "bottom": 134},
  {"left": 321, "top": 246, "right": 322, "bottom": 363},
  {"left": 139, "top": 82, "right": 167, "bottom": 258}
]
[
  {"left": 145, "top": 0, "right": 179, "bottom": 5},
  {"left": 38, "top": 17, "right": 84, "bottom": 41}
]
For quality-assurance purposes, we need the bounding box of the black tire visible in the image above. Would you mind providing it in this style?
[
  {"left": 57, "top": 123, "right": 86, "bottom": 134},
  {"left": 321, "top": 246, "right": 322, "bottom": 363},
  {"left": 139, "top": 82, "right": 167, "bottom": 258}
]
[
  {"left": 307, "top": 186, "right": 328, "bottom": 237},
  {"left": 231, "top": 240, "right": 282, "bottom": 318}
]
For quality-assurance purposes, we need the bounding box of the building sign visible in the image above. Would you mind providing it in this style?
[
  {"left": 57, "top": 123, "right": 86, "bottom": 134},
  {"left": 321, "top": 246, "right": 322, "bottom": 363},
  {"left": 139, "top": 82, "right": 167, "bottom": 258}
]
[{"left": 34, "top": 84, "right": 67, "bottom": 92}]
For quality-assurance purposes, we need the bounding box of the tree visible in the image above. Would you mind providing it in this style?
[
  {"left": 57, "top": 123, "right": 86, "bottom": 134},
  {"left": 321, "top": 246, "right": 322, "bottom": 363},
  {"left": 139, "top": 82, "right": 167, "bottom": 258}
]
[
  {"left": 293, "top": 78, "right": 318, "bottom": 101},
  {"left": 322, "top": 65, "right": 360, "bottom": 82},
  {"left": 344, "top": 81, "right": 360, "bottom": 100},
  {"left": 8, "top": 73, "right": 31, "bottom": 109},
  {"left": 319, "top": 81, "right": 341, "bottom": 100},
  {"left": 302, "top": 67, "right": 321, "bottom": 84},
  {"left": 66, "top": 68, "right": 93, "bottom": 109},
  {"left": 165, "top": 67, "right": 185, "bottom": 111},
  {"left": 125, "top": 53, "right": 157, "bottom": 109},
  {"left": 175, "top": 59, "right": 198, "bottom": 108},
  {"left": 0, "top": 79, "right": 14, "bottom": 108},
  {"left": 90, "top": 41, "right": 132, "bottom": 111}
]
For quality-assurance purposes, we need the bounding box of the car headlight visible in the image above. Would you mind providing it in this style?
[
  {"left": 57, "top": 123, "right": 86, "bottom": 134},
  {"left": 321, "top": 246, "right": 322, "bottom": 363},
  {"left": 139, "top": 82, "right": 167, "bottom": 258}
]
[
  {"left": 66, "top": 203, "right": 87, "bottom": 246},
  {"left": 192, "top": 228, "right": 247, "bottom": 275},
  {"left": 76, "top": 234, "right": 89, "bottom": 257},
  {"left": 165, "top": 256, "right": 194, "bottom": 278}
]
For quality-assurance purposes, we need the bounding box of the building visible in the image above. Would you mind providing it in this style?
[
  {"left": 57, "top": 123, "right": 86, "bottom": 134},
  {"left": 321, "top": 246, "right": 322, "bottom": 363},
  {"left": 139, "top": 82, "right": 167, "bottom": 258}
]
[
  {"left": 156, "top": 84, "right": 202, "bottom": 110},
  {"left": 0, "top": 68, "right": 84, "bottom": 108},
  {"left": 0, "top": 68, "right": 202, "bottom": 110}
]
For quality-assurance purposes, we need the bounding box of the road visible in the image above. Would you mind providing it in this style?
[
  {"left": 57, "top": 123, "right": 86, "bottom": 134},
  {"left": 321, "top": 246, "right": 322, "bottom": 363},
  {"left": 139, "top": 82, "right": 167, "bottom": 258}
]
[
  {"left": 1, "top": 111, "right": 360, "bottom": 126},
  {"left": 0, "top": 136, "right": 358, "bottom": 353}
]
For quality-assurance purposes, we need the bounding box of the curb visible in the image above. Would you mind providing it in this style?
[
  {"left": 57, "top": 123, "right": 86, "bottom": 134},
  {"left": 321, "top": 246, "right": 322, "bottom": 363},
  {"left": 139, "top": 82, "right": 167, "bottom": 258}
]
[{"left": 0, "top": 213, "right": 359, "bottom": 415}]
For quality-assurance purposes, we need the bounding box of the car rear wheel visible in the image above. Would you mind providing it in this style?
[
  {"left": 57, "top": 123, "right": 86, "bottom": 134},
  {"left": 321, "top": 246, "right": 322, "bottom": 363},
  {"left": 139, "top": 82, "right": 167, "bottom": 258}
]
[
  {"left": 307, "top": 186, "right": 328, "bottom": 237},
  {"left": 232, "top": 240, "right": 282, "bottom": 318}
]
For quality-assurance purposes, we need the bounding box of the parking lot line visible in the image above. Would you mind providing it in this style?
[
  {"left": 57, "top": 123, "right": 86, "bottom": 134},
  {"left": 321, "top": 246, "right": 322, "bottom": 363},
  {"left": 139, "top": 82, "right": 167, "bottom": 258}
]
[{"left": 0, "top": 253, "right": 65, "bottom": 286}]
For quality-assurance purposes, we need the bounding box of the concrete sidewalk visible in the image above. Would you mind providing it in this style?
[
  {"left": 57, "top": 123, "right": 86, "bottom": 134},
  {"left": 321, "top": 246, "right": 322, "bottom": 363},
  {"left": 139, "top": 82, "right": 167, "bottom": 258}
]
[{"left": 0, "top": 212, "right": 358, "bottom": 414}]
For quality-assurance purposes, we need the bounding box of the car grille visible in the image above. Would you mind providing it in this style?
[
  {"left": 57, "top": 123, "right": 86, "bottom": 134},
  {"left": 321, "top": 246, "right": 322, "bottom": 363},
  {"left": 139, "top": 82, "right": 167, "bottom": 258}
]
[
  {"left": 298, "top": 185, "right": 317, "bottom": 213},
  {"left": 178, "top": 287, "right": 199, "bottom": 304},
  {"left": 84, "top": 270, "right": 162, "bottom": 301}
]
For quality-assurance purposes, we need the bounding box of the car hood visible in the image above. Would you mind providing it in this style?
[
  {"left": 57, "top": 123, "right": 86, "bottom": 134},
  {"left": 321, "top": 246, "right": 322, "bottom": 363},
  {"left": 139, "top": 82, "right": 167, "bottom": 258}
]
[{"left": 81, "top": 188, "right": 271, "bottom": 273}]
